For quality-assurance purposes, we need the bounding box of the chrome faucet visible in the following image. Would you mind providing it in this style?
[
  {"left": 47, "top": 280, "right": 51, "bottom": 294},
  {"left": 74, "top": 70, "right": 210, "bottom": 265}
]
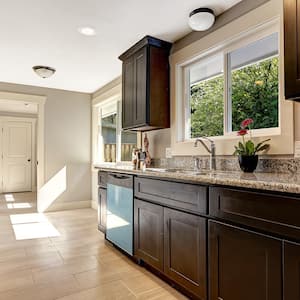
[{"left": 194, "top": 137, "right": 216, "bottom": 171}]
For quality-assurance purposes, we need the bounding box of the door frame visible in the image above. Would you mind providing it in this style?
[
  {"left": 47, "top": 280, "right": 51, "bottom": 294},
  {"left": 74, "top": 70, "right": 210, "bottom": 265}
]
[
  {"left": 0, "top": 116, "right": 37, "bottom": 193},
  {"left": 0, "top": 91, "right": 46, "bottom": 203}
]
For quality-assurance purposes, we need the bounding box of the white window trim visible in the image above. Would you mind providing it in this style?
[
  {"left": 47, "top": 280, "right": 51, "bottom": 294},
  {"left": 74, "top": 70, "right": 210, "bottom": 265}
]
[
  {"left": 172, "top": 17, "right": 294, "bottom": 156},
  {"left": 95, "top": 98, "right": 137, "bottom": 165},
  {"left": 181, "top": 20, "right": 280, "bottom": 141}
]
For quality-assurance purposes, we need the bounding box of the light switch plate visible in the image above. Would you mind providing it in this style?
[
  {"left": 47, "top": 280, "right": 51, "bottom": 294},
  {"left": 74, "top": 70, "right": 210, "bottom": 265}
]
[
  {"left": 295, "top": 141, "right": 300, "bottom": 158},
  {"left": 165, "top": 147, "right": 172, "bottom": 158}
]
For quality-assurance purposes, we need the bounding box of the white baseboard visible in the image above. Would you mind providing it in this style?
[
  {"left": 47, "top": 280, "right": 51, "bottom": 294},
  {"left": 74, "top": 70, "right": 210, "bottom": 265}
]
[
  {"left": 91, "top": 200, "right": 98, "bottom": 210},
  {"left": 44, "top": 200, "right": 92, "bottom": 212}
]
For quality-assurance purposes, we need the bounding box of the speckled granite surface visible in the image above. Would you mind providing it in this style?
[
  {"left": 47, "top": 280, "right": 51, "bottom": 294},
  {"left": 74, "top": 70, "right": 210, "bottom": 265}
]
[
  {"left": 94, "top": 164, "right": 300, "bottom": 195},
  {"left": 154, "top": 156, "right": 300, "bottom": 174}
]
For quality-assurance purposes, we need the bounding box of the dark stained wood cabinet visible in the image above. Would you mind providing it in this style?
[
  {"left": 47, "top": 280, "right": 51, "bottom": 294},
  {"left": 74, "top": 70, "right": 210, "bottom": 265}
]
[
  {"left": 164, "top": 208, "right": 207, "bottom": 299},
  {"left": 284, "top": 0, "right": 300, "bottom": 100},
  {"left": 209, "top": 221, "right": 282, "bottom": 300},
  {"left": 119, "top": 36, "right": 172, "bottom": 131},
  {"left": 98, "top": 188, "right": 107, "bottom": 233},
  {"left": 134, "top": 199, "right": 164, "bottom": 271},
  {"left": 284, "top": 241, "right": 300, "bottom": 300}
]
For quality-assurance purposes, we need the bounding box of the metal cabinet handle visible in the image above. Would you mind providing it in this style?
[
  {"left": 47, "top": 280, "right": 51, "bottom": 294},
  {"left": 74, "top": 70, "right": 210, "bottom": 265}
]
[
  {"left": 27, "top": 159, "right": 31, "bottom": 162},
  {"left": 111, "top": 174, "right": 130, "bottom": 180}
]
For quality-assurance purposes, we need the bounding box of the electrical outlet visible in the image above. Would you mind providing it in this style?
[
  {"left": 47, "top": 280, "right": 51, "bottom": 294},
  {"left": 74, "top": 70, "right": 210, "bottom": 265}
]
[
  {"left": 295, "top": 141, "right": 300, "bottom": 158},
  {"left": 165, "top": 147, "right": 172, "bottom": 158}
]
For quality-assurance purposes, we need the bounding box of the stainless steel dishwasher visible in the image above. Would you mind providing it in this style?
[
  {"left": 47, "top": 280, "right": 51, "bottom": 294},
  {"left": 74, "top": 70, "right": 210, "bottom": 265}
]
[{"left": 106, "top": 173, "right": 133, "bottom": 256}]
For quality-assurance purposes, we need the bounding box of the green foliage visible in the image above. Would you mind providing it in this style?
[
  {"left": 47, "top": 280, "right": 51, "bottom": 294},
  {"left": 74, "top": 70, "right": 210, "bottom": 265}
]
[
  {"left": 190, "top": 56, "right": 279, "bottom": 137},
  {"left": 233, "top": 138, "right": 271, "bottom": 156}
]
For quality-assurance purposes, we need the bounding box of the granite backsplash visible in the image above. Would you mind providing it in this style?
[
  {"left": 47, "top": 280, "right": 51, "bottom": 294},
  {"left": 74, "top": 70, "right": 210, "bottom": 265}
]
[{"left": 151, "top": 155, "right": 300, "bottom": 174}]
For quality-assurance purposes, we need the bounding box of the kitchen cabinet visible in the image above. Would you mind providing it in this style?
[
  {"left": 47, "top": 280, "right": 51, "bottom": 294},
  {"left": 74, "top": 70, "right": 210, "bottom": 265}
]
[
  {"left": 164, "top": 208, "right": 207, "bottom": 299},
  {"left": 209, "top": 221, "right": 282, "bottom": 300},
  {"left": 284, "top": 241, "right": 300, "bottom": 300},
  {"left": 284, "top": 0, "right": 300, "bottom": 100},
  {"left": 97, "top": 171, "right": 107, "bottom": 233},
  {"left": 98, "top": 188, "right": 107, "bottom": 233},
  {"left": 119, "top": 36, "right": 172, "bottom": 131},
  {"left": 134, "top": 199, "right": 164, "bottom": 271}
]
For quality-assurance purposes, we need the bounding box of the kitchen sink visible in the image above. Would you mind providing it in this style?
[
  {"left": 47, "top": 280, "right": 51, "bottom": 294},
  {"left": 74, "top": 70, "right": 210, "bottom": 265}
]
[{"left": 145, "top": 168, "right": 211, "bottom": 176}]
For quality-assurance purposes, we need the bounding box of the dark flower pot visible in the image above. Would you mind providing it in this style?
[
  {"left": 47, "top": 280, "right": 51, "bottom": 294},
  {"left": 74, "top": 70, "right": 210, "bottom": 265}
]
[{"left": 238, "top": 155, "right": 258, "bottom": 172}]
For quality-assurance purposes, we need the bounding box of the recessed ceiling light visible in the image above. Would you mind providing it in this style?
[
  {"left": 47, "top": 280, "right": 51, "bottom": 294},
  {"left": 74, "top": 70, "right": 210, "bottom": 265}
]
[{"left": 78, "top": 26, "right": 96, "bottom": 36}]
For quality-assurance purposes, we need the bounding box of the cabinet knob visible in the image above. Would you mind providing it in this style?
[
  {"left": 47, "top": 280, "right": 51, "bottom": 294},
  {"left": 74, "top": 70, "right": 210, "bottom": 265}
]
[{"left": 218, "top": 297, "right": 224, "bottom": 300}]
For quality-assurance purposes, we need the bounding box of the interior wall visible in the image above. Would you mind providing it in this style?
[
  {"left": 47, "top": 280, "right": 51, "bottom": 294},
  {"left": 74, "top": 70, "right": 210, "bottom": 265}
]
[{"left": 0, "top": 82, "right": 91, "bottom": 208}]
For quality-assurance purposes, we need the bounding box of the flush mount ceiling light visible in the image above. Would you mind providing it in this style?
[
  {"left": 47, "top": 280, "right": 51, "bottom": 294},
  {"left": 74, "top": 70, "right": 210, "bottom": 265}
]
[
  {"left": 189, "top": 8, "right": 215, "bottom": 31},
  {"left": 32, "top": 66, "right": 56, "bottom": 78},
  {"left": 78, "top": 26, "right": 96, "bottom": 36}
]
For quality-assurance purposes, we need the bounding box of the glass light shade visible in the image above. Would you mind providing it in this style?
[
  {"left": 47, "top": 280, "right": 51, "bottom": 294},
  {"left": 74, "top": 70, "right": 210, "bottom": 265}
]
[
  {"left": 189, "top": 8, "right": 215, "bottom": 31},
  {"left": 32, "top": 66, "right": 56, "bottom": 78}
]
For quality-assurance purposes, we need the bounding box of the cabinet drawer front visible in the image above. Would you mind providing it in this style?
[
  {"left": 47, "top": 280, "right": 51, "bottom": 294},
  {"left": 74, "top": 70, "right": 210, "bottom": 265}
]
[
  {"left": 98, "top": 171, "right": 107, "bottom": 188},
  {"left": 210, "top": 187, "right": 300, "bottom": 239},
  {"left": 135, "top": 177, "right": 207, "bottom": 214}
]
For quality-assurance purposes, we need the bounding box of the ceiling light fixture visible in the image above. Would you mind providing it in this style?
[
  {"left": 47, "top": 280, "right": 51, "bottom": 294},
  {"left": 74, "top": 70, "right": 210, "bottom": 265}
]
[
  {"left": 32, "top": 66, "right": 56, "bottom": 78},
  {"left": 189, "top": 8, "right": 215, "bottom": 31},
  {"left": 78, "top": 26, "right": 96, "bottom": 36}
]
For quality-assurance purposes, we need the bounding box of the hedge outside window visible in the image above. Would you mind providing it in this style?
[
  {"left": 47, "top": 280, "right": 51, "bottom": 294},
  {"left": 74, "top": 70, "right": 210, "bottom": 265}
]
[{"left": 186, "top": 32, "right": 279, "bottom": 139}]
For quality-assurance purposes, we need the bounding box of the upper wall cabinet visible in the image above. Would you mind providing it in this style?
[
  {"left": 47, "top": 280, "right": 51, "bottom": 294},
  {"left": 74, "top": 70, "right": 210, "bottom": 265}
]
[
  {"left": 119, "top": 36, "right": 172, "bottom": 131},
  {"left": 284, "top": 0, "right": 300, "bottom": 100}
]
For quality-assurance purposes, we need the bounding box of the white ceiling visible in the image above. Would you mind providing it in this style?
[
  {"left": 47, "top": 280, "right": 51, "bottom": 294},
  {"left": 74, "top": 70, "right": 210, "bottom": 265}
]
[{"left": 0, "top": 0, "right": 242, "bottom": 93}]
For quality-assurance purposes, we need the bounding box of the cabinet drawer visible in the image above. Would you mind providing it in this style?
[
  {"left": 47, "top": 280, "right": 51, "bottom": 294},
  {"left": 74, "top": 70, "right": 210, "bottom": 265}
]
[
  {"left": 135, "top": 177, "right": 207, "bottom": 214},
  {"left": 209, "top": 187, "right": 300, "bottom": 240},
  {"left": 98, "top": 171, "right": 107, "bottom": 188}
]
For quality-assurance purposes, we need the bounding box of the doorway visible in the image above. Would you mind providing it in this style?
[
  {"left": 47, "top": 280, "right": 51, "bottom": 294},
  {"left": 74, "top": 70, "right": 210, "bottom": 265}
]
[{"left": 0, "top": 117, "right": 36, "bottom": 193}]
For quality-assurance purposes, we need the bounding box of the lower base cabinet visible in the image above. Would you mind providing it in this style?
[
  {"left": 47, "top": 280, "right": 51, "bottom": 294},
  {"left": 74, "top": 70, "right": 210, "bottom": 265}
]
[
  {"left": 209, "top": 221, "right": 282, "bottom": 300},
  {"left": 164, "top": 208, "right": 207, "bottom": 299},
  {"left": 134, "top": 199, "right": 207, "bottom": 299},
  {"left": 134, "top": 199, "right": 164, "bottom": 271},
  {"left": 98, "top": 188, "right": 107, "bottom": 233},
  {"left": 284, "top": 241, "right": 300, "bottom": 300}
]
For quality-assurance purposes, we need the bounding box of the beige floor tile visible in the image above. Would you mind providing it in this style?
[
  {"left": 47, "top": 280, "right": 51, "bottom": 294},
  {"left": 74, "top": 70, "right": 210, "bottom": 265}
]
[
  {"left": 56, "top": 280, "right": 136, "bottom": 300},
  {"left": 0, "top": 192, "right": 186, "bottom": 300}
]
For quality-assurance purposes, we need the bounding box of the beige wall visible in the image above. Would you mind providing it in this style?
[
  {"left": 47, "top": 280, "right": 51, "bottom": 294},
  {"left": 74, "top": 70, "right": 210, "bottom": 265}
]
[{"left": 0, "top": 82, "right": 91, "bottom": 208}]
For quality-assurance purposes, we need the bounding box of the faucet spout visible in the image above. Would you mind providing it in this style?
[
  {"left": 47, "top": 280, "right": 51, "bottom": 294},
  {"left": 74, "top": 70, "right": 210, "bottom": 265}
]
[{"left": 194, "top": 137, "right": 216, "bottom": 171}]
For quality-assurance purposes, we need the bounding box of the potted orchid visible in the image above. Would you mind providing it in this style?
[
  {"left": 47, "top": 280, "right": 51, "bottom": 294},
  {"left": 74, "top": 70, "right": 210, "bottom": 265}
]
[{"left": 233, "top": 118, "right": 270, "bottom": 172}]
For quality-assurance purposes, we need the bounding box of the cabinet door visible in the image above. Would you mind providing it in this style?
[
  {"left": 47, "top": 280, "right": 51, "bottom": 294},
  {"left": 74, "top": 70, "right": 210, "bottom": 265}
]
[
  {"left": 164, "top": 208, "right": 207, "bottom": 299},
  {"left": 122, "top": 57, "right": 134, "bottom": 129},
  {"left": 98, "top": 188, "right": 107, "bottom": 233},
  {"left": 284, "top": 241, "right": 300, "bottom": 300},
  {"left": 134, "top": 199, "right": 164, "bottom": 271},
  {"left": 284, "top": 0, "right": 300, "bottom": 99},
  {"left": 133, "top": 47, "right": 147, "bottom": 126},
  {"left": 209, "top": 221, "right": 282, "bottom": 300}
]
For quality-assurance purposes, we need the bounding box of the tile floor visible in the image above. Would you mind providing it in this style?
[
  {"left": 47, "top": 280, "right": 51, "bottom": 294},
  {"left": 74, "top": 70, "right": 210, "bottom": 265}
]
[{"left": 0, "top": 193, "right": 187, "bottom": 299}]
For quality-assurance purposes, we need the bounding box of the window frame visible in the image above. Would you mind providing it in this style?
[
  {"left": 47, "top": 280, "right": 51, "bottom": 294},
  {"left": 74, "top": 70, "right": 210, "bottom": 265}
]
[
  {"left": 182, "top": 25, "right": 280, "bottom": 142},
  {"left": 96, "top": 98, "right": 137, "bottom": 164}
]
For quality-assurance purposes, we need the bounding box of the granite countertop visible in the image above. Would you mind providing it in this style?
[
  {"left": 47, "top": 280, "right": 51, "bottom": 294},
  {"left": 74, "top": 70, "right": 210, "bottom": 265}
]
[{"left": 94, "top": 164, "right": 300, "bottom": 195}]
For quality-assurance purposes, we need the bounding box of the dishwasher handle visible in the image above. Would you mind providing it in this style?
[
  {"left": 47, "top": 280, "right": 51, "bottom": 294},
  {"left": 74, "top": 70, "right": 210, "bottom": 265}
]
[{"left": 107, "top": 173, "right": 133, "bottom": 188}]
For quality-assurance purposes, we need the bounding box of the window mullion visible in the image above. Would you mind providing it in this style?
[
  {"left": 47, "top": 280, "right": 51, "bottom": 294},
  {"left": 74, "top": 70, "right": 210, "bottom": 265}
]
[{"left": 224, "top": 53, "right": 232, "bottom": 134}]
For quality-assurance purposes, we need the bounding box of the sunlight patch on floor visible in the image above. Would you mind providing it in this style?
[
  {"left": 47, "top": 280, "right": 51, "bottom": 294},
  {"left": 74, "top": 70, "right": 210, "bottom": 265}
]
[
  {"left": 6, "top": 202, "right": 32, "bottom": 209},
  {"left": 5, "top": 194, "right": 15, "bottom": 202},
  {"left": 10, "top": 213, "right": 60, "bottom": 240}
]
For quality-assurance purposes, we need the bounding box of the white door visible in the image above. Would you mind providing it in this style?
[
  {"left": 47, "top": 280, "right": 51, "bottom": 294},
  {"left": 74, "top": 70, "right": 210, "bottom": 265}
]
[{"left": 2, "top": 121, "right": 32, "bottom": 193}]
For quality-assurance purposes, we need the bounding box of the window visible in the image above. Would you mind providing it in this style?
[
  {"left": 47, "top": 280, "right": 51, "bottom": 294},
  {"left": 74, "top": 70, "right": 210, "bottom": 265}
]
[
  {"left": 98, "top": 101, "right": 137, "bottom": 163},
  {"left": 185, "top": 32, "right": 279, "bottom": 140}
]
